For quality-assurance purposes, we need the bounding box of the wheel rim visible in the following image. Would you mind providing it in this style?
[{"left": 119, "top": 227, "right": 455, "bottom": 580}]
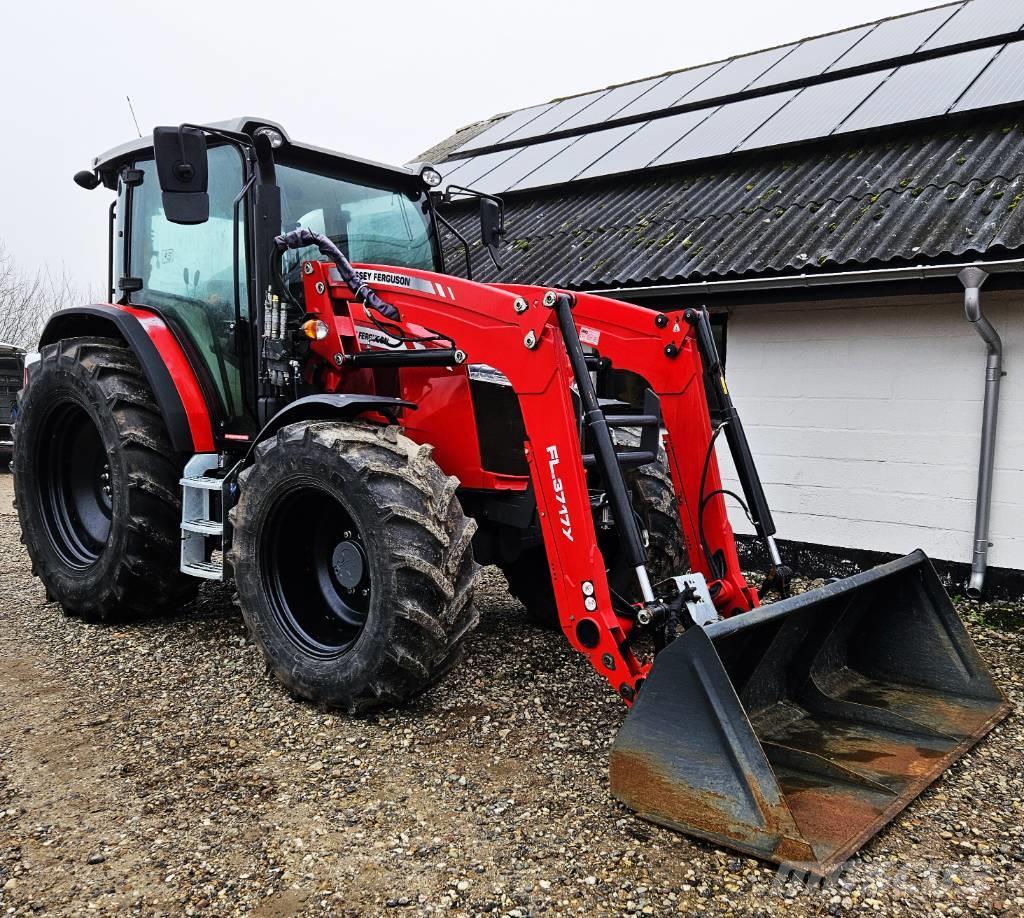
[
  {"left": 260, "top": 484, "right": 372, "bottom": 658},
  {"left": 36, "top": 401, "right": 113, "bottom": 569}
]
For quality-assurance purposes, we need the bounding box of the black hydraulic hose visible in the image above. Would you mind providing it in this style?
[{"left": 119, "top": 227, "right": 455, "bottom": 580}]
[
  {"left": 273, "top": 228, "right": 400, "bottom": 320},
  {"left": 551, "top": 293, "right": 648, "bottom": 572}
]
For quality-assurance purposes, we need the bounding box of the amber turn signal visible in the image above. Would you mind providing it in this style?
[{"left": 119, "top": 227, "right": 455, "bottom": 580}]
[{"left": 302, "top": 319, "right": 330, "bottom": 340}]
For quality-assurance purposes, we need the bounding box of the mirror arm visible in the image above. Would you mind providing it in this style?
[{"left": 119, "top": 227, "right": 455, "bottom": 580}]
[
  {"left": 179, "top": 123, "right": 255, "bottom": 153},
  {"left": 445, "top": 185, "right": 503, "bottom": 209},
  {"left": 442, "top": 185, "right": 506, "bottom": 274},
  {"left": 432, "top": 210, "right": 474, "bottom": 282}
]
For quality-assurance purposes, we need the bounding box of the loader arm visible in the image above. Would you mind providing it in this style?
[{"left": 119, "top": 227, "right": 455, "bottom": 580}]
[{"left": 496, "top": 285, "right": 760, "bottom": 616}]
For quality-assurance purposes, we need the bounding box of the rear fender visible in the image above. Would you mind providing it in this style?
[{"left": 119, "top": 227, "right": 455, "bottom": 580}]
[{"left": 39, "top": 305, "right": 214, "bottom": 453}]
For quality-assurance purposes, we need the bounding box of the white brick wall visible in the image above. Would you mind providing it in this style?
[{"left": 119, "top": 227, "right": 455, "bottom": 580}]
[{"left": 716, "top": 291, "right": 1024, "bottom": 571}]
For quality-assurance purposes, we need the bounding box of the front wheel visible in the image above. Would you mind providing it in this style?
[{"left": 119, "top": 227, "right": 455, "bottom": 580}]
[{"left": 228, "top": 421, "right": 480, "bottom": 713}]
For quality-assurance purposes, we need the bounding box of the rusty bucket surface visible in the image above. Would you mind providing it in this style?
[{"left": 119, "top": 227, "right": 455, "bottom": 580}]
[{"left": 610, "top": 551, "right": 1010, "bottom": 875}]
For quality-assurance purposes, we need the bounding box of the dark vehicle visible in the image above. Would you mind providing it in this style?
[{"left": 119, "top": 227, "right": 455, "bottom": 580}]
[{"left": 0, "top": 343, "right": 24, "bottom": 465}]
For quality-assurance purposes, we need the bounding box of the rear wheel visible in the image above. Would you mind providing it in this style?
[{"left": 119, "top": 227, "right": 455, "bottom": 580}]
[
  {"left": 14, "top": 337, "right": 197, "bottom": 620},
  {"left": 228, "top": 421, "right": 480, "bottom": 713},
  {"left": 503, "top": 438, "right": 686, "bottom": 629}
]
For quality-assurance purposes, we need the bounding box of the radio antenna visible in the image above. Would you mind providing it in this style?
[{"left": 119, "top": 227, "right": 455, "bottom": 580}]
[{"left": 126, "top": 96, "right": 142, "bottom": 138}]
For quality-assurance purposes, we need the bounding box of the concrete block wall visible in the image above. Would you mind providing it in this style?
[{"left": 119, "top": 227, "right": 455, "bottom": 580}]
[{"left": 715, "top": 290, "right": 1023, "bottom": 571}]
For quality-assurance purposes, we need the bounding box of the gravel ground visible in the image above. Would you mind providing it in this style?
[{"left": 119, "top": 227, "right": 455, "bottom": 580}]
[{"left": 0, "top": 470, "right": 1021, "bottom": 916}]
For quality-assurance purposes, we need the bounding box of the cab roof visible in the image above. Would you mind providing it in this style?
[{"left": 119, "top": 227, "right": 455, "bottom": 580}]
[{"left": 90, "top": 116, "right": 426, "bottom": 190}]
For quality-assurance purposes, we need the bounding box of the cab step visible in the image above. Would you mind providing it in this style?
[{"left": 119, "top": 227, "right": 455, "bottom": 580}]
[{"left": 180, "top": 454, "right": 225, "bottom": 581}]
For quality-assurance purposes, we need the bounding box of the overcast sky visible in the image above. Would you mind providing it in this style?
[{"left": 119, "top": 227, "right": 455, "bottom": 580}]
[{"left": 2, "top": 0, "right": 934, "bottom": 291}]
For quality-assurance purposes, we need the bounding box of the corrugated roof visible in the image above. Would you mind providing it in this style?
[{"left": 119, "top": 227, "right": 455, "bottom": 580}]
[{"left": 438, "top": 117, "right": 1024, "bottom": 288}]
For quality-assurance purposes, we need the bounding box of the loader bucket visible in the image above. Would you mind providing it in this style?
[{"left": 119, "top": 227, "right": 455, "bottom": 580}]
[{"left": 610, "top": 551, "right": 1010, "bottom": 874}]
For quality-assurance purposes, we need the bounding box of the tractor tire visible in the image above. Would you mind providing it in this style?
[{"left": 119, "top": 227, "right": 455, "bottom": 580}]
[
  {"left": 13, "top": 337, "right": 197, "bottom": 621},
  {"left": 503, "top": 432, "right": 686, "bottom": 629},
  {"left": 228, "top": 421, "right": 481, "bottom": 713}
]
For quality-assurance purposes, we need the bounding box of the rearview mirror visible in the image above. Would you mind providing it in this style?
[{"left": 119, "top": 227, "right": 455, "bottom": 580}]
[
  {"left": 153, "top": 125, "right": 209, "bottom": 225},
  {"left": 479, "top": 197, "right": 505, "bottom": 270}
]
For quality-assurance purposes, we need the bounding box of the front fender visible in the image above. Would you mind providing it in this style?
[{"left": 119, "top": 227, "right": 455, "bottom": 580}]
[{"left": 242, "top": 394, "right": 415, "bottom": 467}]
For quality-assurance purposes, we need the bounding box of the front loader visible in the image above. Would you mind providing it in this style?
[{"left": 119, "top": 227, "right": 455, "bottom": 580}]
[{"left": 14, "top": 118, "right": 1008, "bottom": 875}]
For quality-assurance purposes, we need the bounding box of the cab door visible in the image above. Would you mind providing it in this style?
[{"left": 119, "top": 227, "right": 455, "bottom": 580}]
[{"left": 127, "top": 144, "right": 251, "bottom": 431}]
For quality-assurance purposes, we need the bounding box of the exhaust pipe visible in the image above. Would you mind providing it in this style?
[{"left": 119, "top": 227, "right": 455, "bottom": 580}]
[{"left": 958, "top": 268, "right": 1003, "bottom": 599}]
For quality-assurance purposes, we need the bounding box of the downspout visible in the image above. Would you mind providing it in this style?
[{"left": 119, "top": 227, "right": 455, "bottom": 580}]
[{"left": 958, "top": 267, "right": 1003, "bottom": 599}]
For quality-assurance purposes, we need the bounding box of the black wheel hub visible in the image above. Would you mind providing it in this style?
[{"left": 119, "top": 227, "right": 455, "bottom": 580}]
[
  {"left": 36, "top": 401, "right": 112, "bottom": 569},
  {"left": 331, "top": 540, "right": 365, "bottom": 590},
  {"left": 261, "top": 486, "right": 372, "bottom": 658}
]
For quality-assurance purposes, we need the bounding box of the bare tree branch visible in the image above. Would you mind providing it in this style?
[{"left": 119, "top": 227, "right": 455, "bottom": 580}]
[{"left": 0, "top": 242, "right": 83, "bottom": 348}]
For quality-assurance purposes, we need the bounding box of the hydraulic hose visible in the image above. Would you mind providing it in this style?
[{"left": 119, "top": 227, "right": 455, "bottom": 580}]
[{"left": 273, "top": 228, "right": 400, "bottom": 320}]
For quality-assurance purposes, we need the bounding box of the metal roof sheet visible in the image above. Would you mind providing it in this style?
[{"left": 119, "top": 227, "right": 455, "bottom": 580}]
[{"left": 438, "top": 118, "right": 1024, "bottom": 288}]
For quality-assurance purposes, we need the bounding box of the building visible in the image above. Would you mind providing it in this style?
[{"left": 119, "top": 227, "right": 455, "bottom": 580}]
[{"left": 420, "top": 0, "right": 1024, "bottom": 594}]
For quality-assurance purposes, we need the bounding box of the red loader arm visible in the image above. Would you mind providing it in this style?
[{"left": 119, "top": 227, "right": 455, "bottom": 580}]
[
  {"left": 300, "top": 262, "right": 758, "bottom": 703},
  {"left": 497, "top": 285, "right": 760, "bottom": 617}
]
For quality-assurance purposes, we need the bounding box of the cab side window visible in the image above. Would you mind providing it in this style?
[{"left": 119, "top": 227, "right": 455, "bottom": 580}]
[{"left": 130, "top": 145, "right": 247, "bottom": 418}]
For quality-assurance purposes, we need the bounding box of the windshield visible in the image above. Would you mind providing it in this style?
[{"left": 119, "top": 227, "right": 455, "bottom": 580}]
[{"left": 276, "top": 163, "right": 435, "bottom": 276}]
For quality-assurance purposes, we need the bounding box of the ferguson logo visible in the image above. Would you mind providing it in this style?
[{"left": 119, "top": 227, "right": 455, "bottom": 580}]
[{"left": 545, "top": 445, "right": 573, "bottom": 542}]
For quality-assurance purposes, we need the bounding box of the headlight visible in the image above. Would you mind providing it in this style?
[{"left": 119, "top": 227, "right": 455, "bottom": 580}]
[
  {"left": 254, "top": 126, "right": 285, "bottom": 149},
  {"left": 420, "top": 165, "right": 443, "bottom": 187}
]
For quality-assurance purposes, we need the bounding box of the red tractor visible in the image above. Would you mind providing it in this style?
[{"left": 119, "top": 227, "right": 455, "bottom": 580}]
[{"left": 15, "top": 118, "right": 1007, "bottom": 873}]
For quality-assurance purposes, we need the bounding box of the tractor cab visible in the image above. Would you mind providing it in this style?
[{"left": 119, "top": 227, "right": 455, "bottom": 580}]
[{"left": 77, "top": 118, "right": 496, "bottom": 440}]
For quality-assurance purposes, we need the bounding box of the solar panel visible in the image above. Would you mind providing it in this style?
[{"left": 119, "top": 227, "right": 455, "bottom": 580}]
[
  {"left": 837, "top": 46, "right": 997, "bottom": 133},
  {"left": 511, "top": 124, "right": 640, "bottom": 190},
  {"left": 575, "top": 110, "right": 712, "bottom": 180},
  {"left": 652, "top": 90, "right": 797, "bottom": 166},
  {"left": 952, "top": 40, "right": 1024, "bottom": 112},
  {"left": 919, "top": 0, "right": 1024, "bottom": 51},
  {"left": 499, "top": 93, "right": 612, "bottom": 145},
  {"left": 826, "top": 5, "right": 962, "bottom": 71},
  {"left": 455, "top": 102, "right": 555, "bottom": 153},
  {"left": 612, "top": 64, "right": 726, "bottom": 120},
  {"left": 439, "top": 149, "right": 518, "bottom": 190},
  {"left": 748, "top": 26, "right": 874, "bottom": 88},
  {"left": 739, "top": 70, "right": 894, "bottom": 149},
  {"left": 556, "top": 81, "right": 664, "bottom": 132},
  {"left": 468, "top": 136, "right": 578, "bottom": 194},
  {"left": 680, "top": 45, "right": 797, "bottom": 103}
]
